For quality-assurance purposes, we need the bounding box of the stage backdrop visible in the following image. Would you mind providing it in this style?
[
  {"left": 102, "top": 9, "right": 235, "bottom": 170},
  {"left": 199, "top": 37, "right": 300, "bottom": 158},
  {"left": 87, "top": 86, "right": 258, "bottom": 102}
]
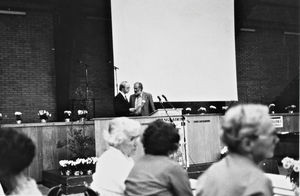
[{"left": 111, "top": 0, "right": 237, "bottom": 102}]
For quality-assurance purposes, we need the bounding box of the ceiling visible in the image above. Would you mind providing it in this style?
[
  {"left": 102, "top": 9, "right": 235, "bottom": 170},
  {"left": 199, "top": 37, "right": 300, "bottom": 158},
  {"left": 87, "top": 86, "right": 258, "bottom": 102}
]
[{"left": 0, "top": 0, "right": 299, "bottom": 30}]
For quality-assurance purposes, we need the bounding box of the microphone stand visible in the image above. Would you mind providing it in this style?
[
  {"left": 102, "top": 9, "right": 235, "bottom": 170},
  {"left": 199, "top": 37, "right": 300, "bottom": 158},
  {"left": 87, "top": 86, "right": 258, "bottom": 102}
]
[
  {"left": 157, "top": 96, "right": 174, "bottom": 125},
  {"left": 162, "top": 95, "right": 176, "bottom": 109}
]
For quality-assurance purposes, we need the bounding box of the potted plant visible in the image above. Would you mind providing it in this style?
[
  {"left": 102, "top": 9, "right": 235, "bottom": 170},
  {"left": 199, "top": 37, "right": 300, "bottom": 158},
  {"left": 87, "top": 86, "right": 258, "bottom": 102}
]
[
  {"left": 77, "top": 110, "right": 88, "bottom": 121},
  {"left": 14, "top": 111, "right": 22, "bottom": 124},
  {"left": 282, "top": 157, "right": 299, "bottom": 192},
  {"left": 64, "top": 111, "right": 72, "bottom": 122},
  {"left": 197, "top": 107, "right": 207, "bottom": 115},
  {"left": 285, "top": 105, "right": 296, "bottom": 114},
  {"left": 38, "top": 110, "right": 51, "bottom": 123},
  {"left": 269, "top": 103, "right": 275, "bottom": 114}
]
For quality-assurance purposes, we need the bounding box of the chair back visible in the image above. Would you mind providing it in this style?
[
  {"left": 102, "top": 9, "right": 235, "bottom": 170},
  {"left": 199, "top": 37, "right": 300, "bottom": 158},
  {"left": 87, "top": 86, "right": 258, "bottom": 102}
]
[
  {"left": 47, "top": 184, "right": 63, "bottom": 196},
  {"left": 84, "top": 187, "right": 98, "bottom": 196}
]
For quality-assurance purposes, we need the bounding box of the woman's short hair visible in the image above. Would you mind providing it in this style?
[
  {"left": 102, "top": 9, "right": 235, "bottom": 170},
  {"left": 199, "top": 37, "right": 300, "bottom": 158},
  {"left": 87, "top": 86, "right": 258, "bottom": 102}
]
[
  {"left": 221, "top": 104, "right": 271, "bottom": 153},
  {"left": 104, "top": 117, "right": 141, "bottom": 147},
  {"left": 142, "top": 119, "right": 180, "bottom": 155},
  {"left": 0, "top": 128, "right": 36, "bottom": 175}
]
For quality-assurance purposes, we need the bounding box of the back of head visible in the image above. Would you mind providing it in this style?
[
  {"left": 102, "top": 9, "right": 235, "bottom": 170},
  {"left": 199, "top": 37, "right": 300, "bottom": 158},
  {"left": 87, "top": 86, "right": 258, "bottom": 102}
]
[
  {"left": 104, "top": 117, "right": 141, "bottom": 147},
  {"left": 142, "top": 119, "right": 179, "bottom": 156},
  {"left": 0, "top": 128, "right": 36, "bottom": 176},
  {"left": 221, "top": 104, "right": 271, "bottom": 153}
]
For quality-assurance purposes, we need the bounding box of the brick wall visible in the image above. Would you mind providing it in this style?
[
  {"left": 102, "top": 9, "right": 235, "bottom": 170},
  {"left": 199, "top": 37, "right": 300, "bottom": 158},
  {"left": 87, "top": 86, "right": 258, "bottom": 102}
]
[
  {"left": 0, "top": 11, "right": 56, "bottom": 123},
  {"left": 236, "top": 29, "right": 299, "bottom": 106},
  {"left": 68, "top": 17, "right": 114, "bottom": 118}
]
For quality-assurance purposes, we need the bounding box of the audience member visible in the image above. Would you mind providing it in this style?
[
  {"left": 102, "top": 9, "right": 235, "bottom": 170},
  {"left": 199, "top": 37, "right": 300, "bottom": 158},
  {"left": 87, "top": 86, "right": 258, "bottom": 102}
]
[
  {"left": 195, "top": 104, "right": 279, "bottom": 196},
  {"left": 125, "top": 119, "right": 193, "bottom": 196},
  {"left": 0, "top": 128, "right": 42, "bottom": 196},
  {"left": 91, "top": 117, "right": 141, "bottom": 196},
  {"left": 129, "top": 82, "right": 155, "bottom": 116}
]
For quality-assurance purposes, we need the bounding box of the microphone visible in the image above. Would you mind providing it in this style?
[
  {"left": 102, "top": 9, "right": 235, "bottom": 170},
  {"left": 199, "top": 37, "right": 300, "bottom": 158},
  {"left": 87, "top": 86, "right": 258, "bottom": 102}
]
[
  {"left": 157, "top": 96, "right": 162, "bottom": 102},
  {"left": 162, "top": 94, "right": 175, "bottom": 109},
  {"left": 162, "top": 95, "right": 168, "bottom": 102}
]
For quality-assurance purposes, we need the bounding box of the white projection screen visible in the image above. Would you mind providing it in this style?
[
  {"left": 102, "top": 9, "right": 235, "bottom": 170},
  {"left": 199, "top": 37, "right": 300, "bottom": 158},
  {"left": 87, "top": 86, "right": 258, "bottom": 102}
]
[{"left": 111, "top": 0, "right": 238, "bottom": 102}]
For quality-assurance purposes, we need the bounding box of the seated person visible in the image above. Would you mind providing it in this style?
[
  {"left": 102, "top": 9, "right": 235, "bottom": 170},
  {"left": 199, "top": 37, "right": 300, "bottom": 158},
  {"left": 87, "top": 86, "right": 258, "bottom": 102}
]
[
  {"left": 125, "top": 120, "right": 193, "bottom": 196},
  {"left": 91, "top": 117, "right": 141, "bottom": 196},
  {"left": 0, "top": 128, "right": 42, "bottom": 196},
  {"left": 195, "top": 104, "right": 279, "bottom": 196}
]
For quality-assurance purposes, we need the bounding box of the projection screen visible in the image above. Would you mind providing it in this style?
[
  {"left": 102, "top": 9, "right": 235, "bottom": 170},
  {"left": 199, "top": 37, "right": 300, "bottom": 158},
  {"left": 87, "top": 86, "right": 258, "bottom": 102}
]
[{"left": 111, "top": 0, "right": 238, "bottom": 102}]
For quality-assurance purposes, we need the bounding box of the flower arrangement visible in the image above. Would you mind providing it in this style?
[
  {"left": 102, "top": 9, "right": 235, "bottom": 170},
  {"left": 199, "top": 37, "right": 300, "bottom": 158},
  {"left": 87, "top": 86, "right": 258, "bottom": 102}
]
[
  {"left": 59, "top": 157, "right": 98, "bottom": 176},
  {"left": 185, "top": 107, "right": 192, "bottom": 115},
  {"left": 15, "top": 112, "right": 22, "bottom": 124},
  {"left": 222, "top": 106, "right": 229, "bottom": 111},
  {"left": 285, "top": 105, "right": 296, "bottom": 113},
  {"left": 282, "top": 157, "right": 299, "bottom": 187},
  {"left": 38, "top": 110, "right": 51, "bottom": 122},
  {"left": 209, "top": 105, "right": 217, "bottom": 113},
  {"left": 64, "top": 110, "right": 72, "bottom": 122},
  {"left": 269, "top": 103, "right": 275, "bottom": 114},
  {"left": 77, "top": 110, "right": 88, "bottom": 121},
  {"left": 220, "top": 146, "right": 228, "bottom": 159},
  {"left": 197, "top": 107, "right": 206, "bottom": 114}
]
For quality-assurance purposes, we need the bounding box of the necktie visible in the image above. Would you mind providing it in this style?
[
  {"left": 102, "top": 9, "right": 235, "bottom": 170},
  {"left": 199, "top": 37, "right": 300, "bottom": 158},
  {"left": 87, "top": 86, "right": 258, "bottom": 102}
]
[{"left": 125, "top": 96, "right": 128, "bottom": 102}]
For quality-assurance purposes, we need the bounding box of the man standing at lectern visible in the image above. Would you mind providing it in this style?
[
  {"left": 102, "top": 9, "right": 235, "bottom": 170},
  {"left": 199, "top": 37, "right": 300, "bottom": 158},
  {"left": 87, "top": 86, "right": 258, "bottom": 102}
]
[
  {"left": 114, "top": 81, "right": 135, "bottom": 116},
  {"left": 130, "top": 82, "right": 156, "bottom": 116}
]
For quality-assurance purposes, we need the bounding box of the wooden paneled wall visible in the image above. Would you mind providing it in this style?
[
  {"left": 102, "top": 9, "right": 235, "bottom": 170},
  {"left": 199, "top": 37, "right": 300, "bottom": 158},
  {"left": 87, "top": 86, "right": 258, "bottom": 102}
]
[{"left": 1, "top": 121, "right": 94, "bottom": 182}]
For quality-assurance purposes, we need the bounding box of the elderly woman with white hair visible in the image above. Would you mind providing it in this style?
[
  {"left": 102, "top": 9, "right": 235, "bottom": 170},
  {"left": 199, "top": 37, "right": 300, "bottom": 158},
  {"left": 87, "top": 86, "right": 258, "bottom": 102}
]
[
  {"left": 91, "top": 117, "right": 141, "bottom": 196},
  {"left": 195, "top": 104, "right": 279, "bottom": 196}
]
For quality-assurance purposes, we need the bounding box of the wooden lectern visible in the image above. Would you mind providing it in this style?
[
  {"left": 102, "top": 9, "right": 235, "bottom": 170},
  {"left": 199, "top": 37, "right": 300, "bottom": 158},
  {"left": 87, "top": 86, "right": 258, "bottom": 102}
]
[{"left": 150, "top": 108, "right": 183, "bottom": 116}]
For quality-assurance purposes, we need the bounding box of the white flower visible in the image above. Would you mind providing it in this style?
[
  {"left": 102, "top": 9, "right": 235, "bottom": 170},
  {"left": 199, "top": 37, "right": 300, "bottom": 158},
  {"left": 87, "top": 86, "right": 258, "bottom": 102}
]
[
  {"left": 209, "top": 105, "right": 216, "bottom": 109},
  {"left": 38, "top": 110, "right": 51, "bottom": 117},
  {"left": 64, "top": 110, "right": 72, "bottom": 115},
  {"left": 291, "top": 105, "right": 296, "bottom": 108},
  {"left": 221, "top": 146, "right": 228, "bottom": 155},
  {"left": 91, "top": 157, "right": 98, "bottom": 164},
  {"left": 185, "top": 107, "right": 191, "bottom": 111},
  {"left": 78, "top": 110, "right": 88, "bottom": 115},
  {"left": 142, "top": 100, "right": 146, "bottom": 103},
  {"left": 269, "top": 103, "right": 275, "bottom": 108},
  {"left": 293, "top": 160, "right": 300, "bottom": 172},
  {"left": 198, "top": 107, "right": 206, "bottom": 112},
  {"left": 222, "top": 106, "right": 228, "bottom": 110},
  {"left": 15, "top": 111, "right": 22, "bottom": 115},
  {"left": 59, "top": 160, "right": 68, "bottom": 167},
  {"left": 282, "top": 157, "right": 294, "bottom": 169},
  {"left": 0, "top": 113, "right": 2, "bottom": 117}
]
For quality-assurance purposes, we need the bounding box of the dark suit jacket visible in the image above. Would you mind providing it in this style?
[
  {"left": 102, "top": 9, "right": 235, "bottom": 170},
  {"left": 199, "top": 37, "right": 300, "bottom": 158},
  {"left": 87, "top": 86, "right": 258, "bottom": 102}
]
[
  {"left": 114, "top": 92, "right": 130, "bottom": 116},
  {"left": 130, "top": 92, "right": 156, "bottom": 116}
]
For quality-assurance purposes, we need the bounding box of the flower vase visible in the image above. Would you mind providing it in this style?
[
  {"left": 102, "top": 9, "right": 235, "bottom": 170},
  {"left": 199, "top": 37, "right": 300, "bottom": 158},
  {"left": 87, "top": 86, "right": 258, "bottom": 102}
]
[
  {"left": 65, "top": 170, "right": 71, "bottom": 176},
  {"left": 41, "top": 119, "right": 47, "bottom": 123},
  {"left": 79, "top": 117, "right": 86, "bottom": 122},
  {"left": 87, "top": 170, "right": 93, "bottom": 175},
  {"left": 65, "top": 118, "right": 70, "bottom": 122},
  {"left": 16, "top": 120, "right": 22, "bottom": 124}
]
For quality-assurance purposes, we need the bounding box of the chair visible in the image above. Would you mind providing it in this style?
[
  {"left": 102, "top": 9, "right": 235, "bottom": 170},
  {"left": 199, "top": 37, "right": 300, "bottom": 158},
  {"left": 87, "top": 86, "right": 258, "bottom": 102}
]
[
  {"left": 47, "top": 184, "right": 63, "bottom": 196},
  {"left": 259, "top": 159, "right": 279, "bottom": 174},
  {"left": 84, "top": 187, "right": 99, "bottom": 196}
]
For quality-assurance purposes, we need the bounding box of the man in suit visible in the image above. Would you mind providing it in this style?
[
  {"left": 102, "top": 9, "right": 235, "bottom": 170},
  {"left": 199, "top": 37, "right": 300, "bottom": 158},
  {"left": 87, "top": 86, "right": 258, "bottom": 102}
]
[
  {"left": 130, "top": 82, "right": 156, "bottom": 116},
  {"left": 114, "top": 81, "right": 134, "bottom": 116}
]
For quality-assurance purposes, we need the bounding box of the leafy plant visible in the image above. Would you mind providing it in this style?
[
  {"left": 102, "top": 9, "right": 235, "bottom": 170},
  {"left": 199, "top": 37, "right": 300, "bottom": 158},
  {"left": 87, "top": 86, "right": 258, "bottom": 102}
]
[{"left": 57, "top": 128, "right": 95, "bottom": 159}]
